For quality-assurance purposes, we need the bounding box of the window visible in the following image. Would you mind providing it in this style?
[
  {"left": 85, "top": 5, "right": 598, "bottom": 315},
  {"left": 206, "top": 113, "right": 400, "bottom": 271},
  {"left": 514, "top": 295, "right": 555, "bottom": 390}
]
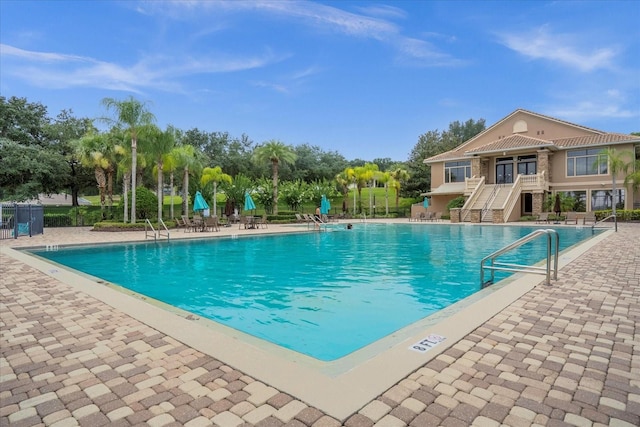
[
  {"left": 517, "top": 155, "right": 537, "bottom": 175},
  {"left": 567, "top": 149, "right": 607, "bottom": 176},
  {"left": 444, "top": 161, "right": 471, "bottom": 183},
  {"left": 591, "top": 189, "right": 625, "bottom": 211}
]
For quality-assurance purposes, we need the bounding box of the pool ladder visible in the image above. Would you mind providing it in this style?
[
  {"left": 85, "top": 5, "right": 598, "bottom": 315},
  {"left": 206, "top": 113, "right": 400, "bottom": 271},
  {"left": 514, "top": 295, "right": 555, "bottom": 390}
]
[
  {"left": 480, "top": 229, "right": 559, "bottom": 288},
  {"left": 145, "top": 218, "right": 170, "bottom": 241}
]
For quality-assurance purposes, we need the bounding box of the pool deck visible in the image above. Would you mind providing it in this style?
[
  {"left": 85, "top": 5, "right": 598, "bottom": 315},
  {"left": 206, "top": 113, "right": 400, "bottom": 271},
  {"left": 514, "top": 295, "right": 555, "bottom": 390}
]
[{"left": 1, "top": 220, "right": 639, "bottom": 426}]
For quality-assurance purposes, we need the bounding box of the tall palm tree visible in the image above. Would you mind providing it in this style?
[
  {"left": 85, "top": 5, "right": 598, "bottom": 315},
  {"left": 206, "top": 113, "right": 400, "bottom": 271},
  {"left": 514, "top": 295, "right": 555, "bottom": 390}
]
[
  {"left": 378, "top": 171, "right": 391, "bottom": 215},
  {"left": 172, "top": 144, "right": 200, "bottom": 216},
  {"left": 163, "top": 149, "right": 180, "bottom": 220},
  {"left": 201, "top": 166, "right": 232, "bottom": 217},
  {"left": 101, "top": 96, "right": 155, "bottom": 223},
  {"left": 146, "top": 126, "right": 176, "bottom": 223},
  {"left": 252, "top": 140, "right": 297, "bottom": 215},
  {"left": 599, "top": 148, "right": 633, "bottom": 218},
  {"left": 390, "top": 168, "right": 410, "bottom": 210}
]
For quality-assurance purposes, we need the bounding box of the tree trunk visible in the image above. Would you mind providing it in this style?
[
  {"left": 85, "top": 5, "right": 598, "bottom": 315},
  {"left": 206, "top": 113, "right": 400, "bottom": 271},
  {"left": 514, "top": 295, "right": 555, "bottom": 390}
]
[
  {"left": 157, "top": 159, "right": 164, "bottom": 224},
  {"left": 272, "top": 160, "right": 279, "bottom": 215},
  {"left": 131, "top": 137, "right": 137, "bottom": 223},
  {"left": 123, "top": 171, "right": 130, "bottom": 223},
  {"left": 170, "top": 172, "right": 175, "bottom": 220},
  {"left": 182, "top": 167, "right": 189, "bottom": 216}
]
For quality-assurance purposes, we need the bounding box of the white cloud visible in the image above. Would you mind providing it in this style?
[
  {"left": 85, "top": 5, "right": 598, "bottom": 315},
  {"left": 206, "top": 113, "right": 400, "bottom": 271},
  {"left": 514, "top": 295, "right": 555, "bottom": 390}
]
[
  {"left": 497, "top": 26, "right": 618, "bottom": 72},
  {"left": 0, "top": 44, "right": 283, "bottom": 93},
  {"left": 152, "top": 0, "right": 461, "bottom": 67}
]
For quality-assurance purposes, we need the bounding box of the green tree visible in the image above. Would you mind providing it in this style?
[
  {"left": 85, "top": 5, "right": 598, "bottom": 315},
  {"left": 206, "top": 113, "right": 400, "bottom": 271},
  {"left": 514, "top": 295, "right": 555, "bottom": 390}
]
[
  {"left": 221, "top": 174, "right": 252, "bottom": 215},
  {"left": 200, "top": 166, "right": 232, "bottom": 217},
  {"left": 252, "top": 140, "right": 297, "bottom": 215},
  {"left": 0, "top": 139, "right": 70, "bottom": 201},
  {"left": 145, "top": 126, "right": 176, "bottom": 223},
  {"left": 334, "top": 171, "right": 351, "bottom": 213},
  {"left": 171, "top": 144, "right": 201, "bottom": 216},
  {"left": 101, "top": 96, "right": 156, "bottom": 223},
  {"left": 279, "top": 180, "right": 308, "bottom": 212},
  {"left": 0, "top": 96, "right": 49, "bottom": 146},
  {"left": 74, "top": 132, "right": 118, "bottom": 218},
  {"left": 599, "top": 148, "right": 634, "bottom": 217},
  {"left": 45, "top": 109, "right": 96, "bottom": 206},
  {"left": 389, "top": 167, "right": 410, "bottom": 210}
]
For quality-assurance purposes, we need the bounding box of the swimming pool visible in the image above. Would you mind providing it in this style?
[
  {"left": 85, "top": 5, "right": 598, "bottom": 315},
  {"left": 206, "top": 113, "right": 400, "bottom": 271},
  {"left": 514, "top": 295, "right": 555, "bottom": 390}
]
[{"left": 31, "top": 224, "right": 600, "bottom": 361}]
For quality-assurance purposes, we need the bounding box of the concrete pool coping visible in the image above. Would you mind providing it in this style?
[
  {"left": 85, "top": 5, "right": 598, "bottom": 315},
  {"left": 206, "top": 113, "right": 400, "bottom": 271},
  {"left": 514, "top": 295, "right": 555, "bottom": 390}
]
[{"left": 0, "top": 220, "right": 613, "bottom": 420}]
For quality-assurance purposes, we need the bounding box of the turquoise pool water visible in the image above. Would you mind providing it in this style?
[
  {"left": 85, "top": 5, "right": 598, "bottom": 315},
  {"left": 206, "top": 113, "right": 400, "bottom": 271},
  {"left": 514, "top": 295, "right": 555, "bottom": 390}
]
[{"left": 31, "top": 224, "right": 599, "bottom": 360}]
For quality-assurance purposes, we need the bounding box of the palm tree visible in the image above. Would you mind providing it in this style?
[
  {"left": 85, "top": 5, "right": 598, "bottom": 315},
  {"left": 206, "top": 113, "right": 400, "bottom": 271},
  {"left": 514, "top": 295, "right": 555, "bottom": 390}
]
[
  {"left": 163, "top": 149, "right": 180, "bottom": 220},
  {"left": 378, "top": 171, "right": 391, "bottom": 215},
  {"left": 146, "top": 126, "right": 176, "bottom": 224},
  {"left": 201, "top": 166, "right": 232, "bottom": 217},
  {"left": 74, "top": 132, "right": 112, "bottom": 218},
  {"left": 335, "top": 171, "right": 351, "bottom": 213},
  {"left": 599, "top": 148, "right": 634, "bottom": 220},
  {"left": 252, "top": 140, "right": 297, "bottom": 215},
  {"left": 101, "top": 96, "right": 155, "bottom": 223},
  {"left": 390, "top": 168, "right": 410, "bottom": 210},
  {"left": 171, "top": 144, "right": 200, "bottom": 216}
]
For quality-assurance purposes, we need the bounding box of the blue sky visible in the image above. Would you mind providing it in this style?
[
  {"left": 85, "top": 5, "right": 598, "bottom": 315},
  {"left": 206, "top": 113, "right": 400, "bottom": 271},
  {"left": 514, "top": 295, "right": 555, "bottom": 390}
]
[{"left": 1, "top": 1, "right": 639, "bottom": 161}]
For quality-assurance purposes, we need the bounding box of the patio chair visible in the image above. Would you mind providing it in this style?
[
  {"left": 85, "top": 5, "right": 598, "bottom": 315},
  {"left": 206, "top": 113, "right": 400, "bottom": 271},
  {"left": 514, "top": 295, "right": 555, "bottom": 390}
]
[
  {"left": 238, "top": 215, "right": 250, "bottom": 229},
  {"left": 257, "top": 214, "right": 268, "bottom": 229},
  {"left": 434, "top": 212, "right": 443, "bottom": 222},
  {"left": 204, "top": 216, "right": 220, "bottom": 232},
  {"left": 565, "top": 212, "right": 578, "bottom": 225},
  {"left": 181, "top": 215, "right": 196, "bottom": 232},
  {"left": 535, "top": 212, "right": 550, "bottom": 224},
  {"left": 583, "top": 211, "right": 597, "bottom": 225}
]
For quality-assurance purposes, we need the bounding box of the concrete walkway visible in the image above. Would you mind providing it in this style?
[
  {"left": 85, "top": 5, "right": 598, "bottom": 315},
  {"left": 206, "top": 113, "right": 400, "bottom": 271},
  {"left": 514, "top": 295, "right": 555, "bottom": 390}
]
[{"left": 1, "top": 222, "right": 638, "bottom": 426}]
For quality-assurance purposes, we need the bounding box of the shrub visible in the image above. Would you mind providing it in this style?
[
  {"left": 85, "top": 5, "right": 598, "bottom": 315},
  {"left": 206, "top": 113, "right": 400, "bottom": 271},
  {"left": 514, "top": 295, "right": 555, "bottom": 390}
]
[
  {"left": 446, "top": 196, "right": 466, "bottom": 211},
  {"left": 118, "top": 187, "right": 158, "bottom": 220}
]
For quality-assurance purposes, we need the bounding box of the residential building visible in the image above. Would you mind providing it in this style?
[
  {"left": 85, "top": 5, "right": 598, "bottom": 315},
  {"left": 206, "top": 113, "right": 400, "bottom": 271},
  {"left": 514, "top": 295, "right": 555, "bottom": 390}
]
[{"left": 422, "top": 109, "right": 639, "bottom": 223}]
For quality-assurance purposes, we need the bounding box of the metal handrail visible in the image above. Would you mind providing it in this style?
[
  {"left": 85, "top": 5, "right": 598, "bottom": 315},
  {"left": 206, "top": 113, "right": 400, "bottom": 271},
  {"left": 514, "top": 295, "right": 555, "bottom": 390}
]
[
  {"left": 144, "top": 219, "right": 156, "bottom": 240},
  {"left": 480, "top": 184, "right": 500, "bottom": 221},
  {"left": 481, "top": 229, "right": 559, "bottom": 288},
  {"left": 592, "top": 214, "right": 617, "bottom": 232},
  {"left": 158, "top": 218, "right": 170, "bottom": 241}
]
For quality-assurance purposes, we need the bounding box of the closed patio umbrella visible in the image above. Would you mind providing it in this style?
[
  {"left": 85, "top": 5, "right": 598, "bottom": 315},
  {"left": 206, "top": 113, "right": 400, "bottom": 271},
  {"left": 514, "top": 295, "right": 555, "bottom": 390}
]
[
  {"left": 193, "top": 191, "right": 209, "bottom": 213},
  {"left": 320, "top": 195, "right": 331, "bottom": 215},
  {"left": 423, "top": 197, "right": 429, "bottom": 208},
  {"left": 244, "top": 191, "right": 256, "bottom": 212}
]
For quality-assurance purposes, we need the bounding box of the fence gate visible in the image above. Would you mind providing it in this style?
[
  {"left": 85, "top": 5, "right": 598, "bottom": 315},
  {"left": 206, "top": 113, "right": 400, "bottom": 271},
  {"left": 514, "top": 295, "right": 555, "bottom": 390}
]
[{"left": 0, "top": 204, "right": 44, "bottom": 240}]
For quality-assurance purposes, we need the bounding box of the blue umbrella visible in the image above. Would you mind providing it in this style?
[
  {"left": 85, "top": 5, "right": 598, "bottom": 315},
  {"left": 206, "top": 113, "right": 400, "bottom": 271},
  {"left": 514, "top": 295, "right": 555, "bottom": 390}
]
[
  {"left": 244, "top": 191, "right": 256, "bottom": 211},
  {"left": 423, "top": 197, "right": 429, "bottom": 208},
  {"left": 193, "top": 191, "right": 209, "bottom": 212},
  {"left": 320, "top": 195, "right": 331, "bottom": 215}
]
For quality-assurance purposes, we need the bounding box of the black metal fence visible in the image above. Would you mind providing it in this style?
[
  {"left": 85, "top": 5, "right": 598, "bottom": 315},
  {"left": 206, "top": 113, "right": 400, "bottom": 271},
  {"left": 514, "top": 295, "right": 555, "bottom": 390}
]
[{"left": 0, "top": 204, "right": 44, "bottom": 240}]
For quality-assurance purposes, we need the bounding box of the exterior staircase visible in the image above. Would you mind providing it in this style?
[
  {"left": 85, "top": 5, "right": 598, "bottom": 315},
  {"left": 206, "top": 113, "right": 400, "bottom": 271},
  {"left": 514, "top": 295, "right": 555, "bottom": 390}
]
[{"left": 463, "top": 184, "right": 514, "bottom": 222}]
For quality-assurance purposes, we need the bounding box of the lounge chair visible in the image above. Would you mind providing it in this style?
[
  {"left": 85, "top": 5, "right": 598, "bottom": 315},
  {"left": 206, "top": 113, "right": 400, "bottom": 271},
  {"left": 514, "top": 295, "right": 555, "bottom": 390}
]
[
  {"left": 565, "top": 212, "right": 578, "bottom": 225},
  {"left": 583, "top": 211, "right": 597, "bottom": 225},
  {"left": 295, "top": 213, "right": 305, "bottom": 223},
  {"left": 535, "top": 212, "right": 550, "bottom": 224}
]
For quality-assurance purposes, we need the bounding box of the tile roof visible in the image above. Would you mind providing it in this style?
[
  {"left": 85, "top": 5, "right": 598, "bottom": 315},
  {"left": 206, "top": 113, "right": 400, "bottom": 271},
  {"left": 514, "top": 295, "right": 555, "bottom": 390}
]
[
  {"left": 425, "top": 132, "right": 639, "bottom": 163},
  {"left": 551, "top": 132, "right": 638, "bottom": 148},
  {"left": 464, "top": 134, "right": 553, "bottom": 154}
]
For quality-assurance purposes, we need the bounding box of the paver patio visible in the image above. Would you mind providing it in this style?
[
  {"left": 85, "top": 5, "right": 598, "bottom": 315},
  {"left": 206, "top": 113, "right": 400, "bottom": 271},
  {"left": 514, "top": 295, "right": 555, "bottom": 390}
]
[{"left": 1, "top": 222, "right": 638, "bottom": 426}]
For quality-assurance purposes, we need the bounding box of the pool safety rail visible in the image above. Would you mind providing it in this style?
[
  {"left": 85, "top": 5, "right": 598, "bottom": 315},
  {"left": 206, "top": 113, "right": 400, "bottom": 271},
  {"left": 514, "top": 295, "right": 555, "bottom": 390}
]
[
  {"left": 145, "top": 218, "right": 170, "bottom": 241},
  {"left": 592, "top": 214, "right": 617, "bottom": 232},
  {"left": 481, "top": 229, "right": 559, "bottom": 288}
]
